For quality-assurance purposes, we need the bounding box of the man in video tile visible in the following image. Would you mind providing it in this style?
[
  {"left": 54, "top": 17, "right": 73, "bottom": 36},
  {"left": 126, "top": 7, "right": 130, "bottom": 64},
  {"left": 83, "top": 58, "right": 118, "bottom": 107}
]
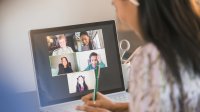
[{"left": 85, "top": 52, "right": 105, "bottom": 71}]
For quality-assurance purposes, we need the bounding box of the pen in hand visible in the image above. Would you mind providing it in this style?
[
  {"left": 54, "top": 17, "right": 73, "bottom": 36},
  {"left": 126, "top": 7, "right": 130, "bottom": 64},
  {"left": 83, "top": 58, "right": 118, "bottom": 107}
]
[{"left": 93, "top": 64, "right": 100, "bottom": 103}]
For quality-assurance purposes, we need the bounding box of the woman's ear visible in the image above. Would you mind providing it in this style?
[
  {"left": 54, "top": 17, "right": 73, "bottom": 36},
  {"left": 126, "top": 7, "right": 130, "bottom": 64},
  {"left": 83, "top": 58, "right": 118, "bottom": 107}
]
[{"left": 191, "top": 0, "right": 200, "bottom": 16}]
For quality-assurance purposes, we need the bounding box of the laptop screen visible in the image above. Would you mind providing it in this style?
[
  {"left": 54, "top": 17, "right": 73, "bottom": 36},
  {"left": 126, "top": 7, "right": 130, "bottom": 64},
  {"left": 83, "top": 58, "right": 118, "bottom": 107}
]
[{"left": 30, "top": 20, "right": 125, "bottom": 107}]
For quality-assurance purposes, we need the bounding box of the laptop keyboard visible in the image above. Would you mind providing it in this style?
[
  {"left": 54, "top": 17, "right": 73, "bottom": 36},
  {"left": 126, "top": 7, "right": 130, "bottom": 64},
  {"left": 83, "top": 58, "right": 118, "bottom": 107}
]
[
  {"left": 41, "top": 92, "right": 129, "bottom": 112},
  {"left": 40, "top": 100, "right": 83, "bottom": 112},
  {"left": 108, "top": 92, "right": 129, "bottom": 102}
]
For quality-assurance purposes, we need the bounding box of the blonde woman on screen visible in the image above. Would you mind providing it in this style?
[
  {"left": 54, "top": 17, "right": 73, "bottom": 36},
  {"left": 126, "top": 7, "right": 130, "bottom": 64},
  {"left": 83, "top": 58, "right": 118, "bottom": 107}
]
[{"left": 52, "top": 34, "right": 74, "bottom": 56}]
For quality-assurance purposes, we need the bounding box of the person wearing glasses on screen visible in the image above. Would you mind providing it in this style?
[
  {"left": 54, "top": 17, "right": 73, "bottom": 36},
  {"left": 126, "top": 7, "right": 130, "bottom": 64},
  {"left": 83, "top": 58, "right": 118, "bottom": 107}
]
[
  {"left": 80, "top": 31, "right": 96, "bottom": 51},
  {"left": 77, "top": 0, "right": 200, "bottom": 112},
  {"left": 52, "top": 34, "right": 74, "bottom": 56}
]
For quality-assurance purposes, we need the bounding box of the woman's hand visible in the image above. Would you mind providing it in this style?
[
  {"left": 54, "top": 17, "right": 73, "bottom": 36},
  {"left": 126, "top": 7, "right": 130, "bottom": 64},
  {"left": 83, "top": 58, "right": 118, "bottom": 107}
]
[
  {"left": 97, "top": 55, "right": 102, "bottom": 63},
  {"left": 79, "top": 92, "right": 115, "bottom": 111}
]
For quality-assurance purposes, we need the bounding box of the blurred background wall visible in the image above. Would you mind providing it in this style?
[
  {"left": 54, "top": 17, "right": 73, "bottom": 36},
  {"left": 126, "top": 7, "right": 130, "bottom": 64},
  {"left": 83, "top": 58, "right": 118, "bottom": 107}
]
[{"left": 0, "top": 0, "right": 143, "bottom": 92}]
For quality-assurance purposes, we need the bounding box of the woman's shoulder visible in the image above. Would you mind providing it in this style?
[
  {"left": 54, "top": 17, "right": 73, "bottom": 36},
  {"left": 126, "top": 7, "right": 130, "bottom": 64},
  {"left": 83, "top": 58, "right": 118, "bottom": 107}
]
[
  {"left": 142, "top": 42, "right": 158, "bottom": 51},
  {"left": 59, "top": 63, "right": 63, "bottom": 67},
  {"left": 133, "top": 42, "right": 161, "bottom": 62}
]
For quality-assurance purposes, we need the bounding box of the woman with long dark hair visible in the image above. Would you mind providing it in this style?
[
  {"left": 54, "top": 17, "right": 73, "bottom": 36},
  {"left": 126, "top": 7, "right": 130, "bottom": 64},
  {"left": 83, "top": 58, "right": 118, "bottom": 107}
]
[
  {"left": 76, "top": 75, "right": 88, "bottom": 93},
  {"left": 77, "top": 0, "right": 200, "bottom": 111},
  {"left": 58, "top": 57, "right": 73, "bottom": 75}
]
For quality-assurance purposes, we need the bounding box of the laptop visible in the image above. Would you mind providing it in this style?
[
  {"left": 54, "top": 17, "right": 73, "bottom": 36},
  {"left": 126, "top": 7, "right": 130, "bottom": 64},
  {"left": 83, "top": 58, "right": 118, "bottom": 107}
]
[{"left": 30, "top": 20, "right": 128, "bottom": 112}]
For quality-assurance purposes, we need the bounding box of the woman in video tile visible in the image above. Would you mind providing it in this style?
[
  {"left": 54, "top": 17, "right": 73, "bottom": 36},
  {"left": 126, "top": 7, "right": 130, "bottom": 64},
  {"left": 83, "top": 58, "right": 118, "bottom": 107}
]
[
  {"left": 52, "top": 34, "right": 74, "bottom": 56},
  {"left": 76, "top": 75, "right": 88, "bottom": 92},
  {"left": 80, "top": 31, "right": 96, "bottom": 51},
  {"left": 58, "top": 57, "right": 73, "bottom": 75}
]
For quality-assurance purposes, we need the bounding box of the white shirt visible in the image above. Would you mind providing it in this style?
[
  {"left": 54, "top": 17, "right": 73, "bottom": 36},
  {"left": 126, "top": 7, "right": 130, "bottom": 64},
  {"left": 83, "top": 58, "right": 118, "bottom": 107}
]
[{"left": 52, "top": 46, "right": 74, "bottom": 56}]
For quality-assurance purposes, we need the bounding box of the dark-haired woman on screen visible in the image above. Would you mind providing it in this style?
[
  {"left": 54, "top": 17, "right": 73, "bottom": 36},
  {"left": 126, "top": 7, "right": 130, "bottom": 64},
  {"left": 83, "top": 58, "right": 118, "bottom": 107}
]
[
  {"left": 76, "top": 75, "right": 88, "bottom": 93},
  {"left": 58, "top": 57, "right": 73, "bottom": 75},
  {"left": 80, "top": 31, "right": 96, "bottom": 51}
]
